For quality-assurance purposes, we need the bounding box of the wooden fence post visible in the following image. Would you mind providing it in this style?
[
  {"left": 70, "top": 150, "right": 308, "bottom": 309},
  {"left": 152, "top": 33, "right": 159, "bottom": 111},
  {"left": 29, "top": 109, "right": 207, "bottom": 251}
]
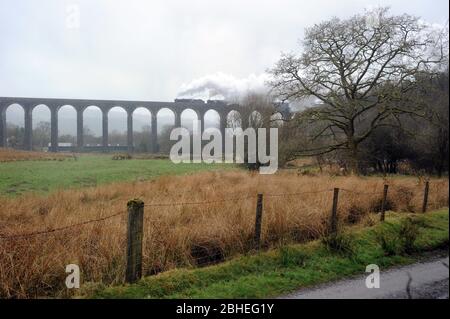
[
  {"left": 254, "top": 194, "right": 263, "bottom": 250},
  {"left": 380, "top": 185, "right": 389, "bottom": 222},
  {"left": 330, "top": 188, "right": 339, "bottom": 235},
  {"left": 422, "top": 181, "right": 430, "bottom": 213},
  {"left": 126, "top": 199, "right": 144, "bottom": 283}
]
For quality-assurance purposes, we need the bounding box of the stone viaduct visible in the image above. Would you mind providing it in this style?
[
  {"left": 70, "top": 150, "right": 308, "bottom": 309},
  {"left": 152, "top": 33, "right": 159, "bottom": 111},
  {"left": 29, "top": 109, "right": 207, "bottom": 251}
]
[{"left": 0, "top": 97, "right": 246, "bottom": 153}]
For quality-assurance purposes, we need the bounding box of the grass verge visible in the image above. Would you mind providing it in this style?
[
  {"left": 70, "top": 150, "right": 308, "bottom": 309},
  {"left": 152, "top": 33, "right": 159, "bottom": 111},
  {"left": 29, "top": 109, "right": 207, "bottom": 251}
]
[{"left": 81, "top": 209, "right": 449, "bottom": 299}]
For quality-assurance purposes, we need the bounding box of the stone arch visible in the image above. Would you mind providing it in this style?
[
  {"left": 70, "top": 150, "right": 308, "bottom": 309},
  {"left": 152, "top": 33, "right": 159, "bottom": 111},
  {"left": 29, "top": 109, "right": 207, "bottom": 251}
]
[
  {"left": 83, "top": 105, "right": 102, "bottom": 147},
  {"left": 156, "top": 108, "right": 176, "bottom": 153},
  {"left": 226, "top": 110, "right": 242, "bottom": 129},
  {"left": 107, "top": 106, "right": 127, "bottom": 147},
  {"left": 5, "top": 103, "right": 25, "bottom": 148},
  {"left": 58, "top": 105, "right": 77, "bottom": 146},
  {"left": 132, "top": 107, "right": 152, "bottom": 152},
  {"left": 156, "top": 108, "right": 175, "bottom": 134},
  {"left": 180, "top": 108, "right": 200, "bottom": 133},
  {"left": 249, "top": 110, "right": 264, "bottom": 128},
  {"left": 31, "top": 104, "right": 51, "bottom": 150},
  {"left": 203, "top": 109, "right": 220, "bottom": 130},
  {"left": 107, "top": 105, "right": 127, "bottom": 114}
]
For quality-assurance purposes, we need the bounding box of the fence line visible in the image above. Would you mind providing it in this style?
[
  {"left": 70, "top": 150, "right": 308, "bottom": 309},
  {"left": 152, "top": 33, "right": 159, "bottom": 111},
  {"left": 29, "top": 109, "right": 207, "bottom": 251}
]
[
  {"left": 0, "top": 183, "right": 437, "bottom": 241},
  {"left": 264, "top": 189, "right": 332, "bottom": 198},
  {"left": 339, "top": 188, "right": 384, "bottom": 196},
  {"left": 143, "top": 195, "right": 255, "bottom": 207},
  {"left": 0, "top": 180, "right": 443, "bottom": 284},
  {"left": 0, "top": 210, "right": 125, "bottom": 240}
]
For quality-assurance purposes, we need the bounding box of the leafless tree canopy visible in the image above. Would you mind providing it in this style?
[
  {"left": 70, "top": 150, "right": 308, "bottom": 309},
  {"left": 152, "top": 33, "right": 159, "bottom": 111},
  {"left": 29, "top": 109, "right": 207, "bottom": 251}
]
[
  {"left": 228, "top": 93, "right": 276, "bottom": 129},
  {"left": 269, "top": 7, "right": 448, "bottom": 171}
]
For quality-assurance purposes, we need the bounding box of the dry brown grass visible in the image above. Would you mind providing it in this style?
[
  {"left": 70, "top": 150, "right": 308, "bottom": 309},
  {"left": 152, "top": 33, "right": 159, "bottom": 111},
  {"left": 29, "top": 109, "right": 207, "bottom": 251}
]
[
  {"left": 0, "top": 170, "right": 448, "bottom": 298},
  {"left": 0, "top": 148, "right": 70, "bottom": 162}
]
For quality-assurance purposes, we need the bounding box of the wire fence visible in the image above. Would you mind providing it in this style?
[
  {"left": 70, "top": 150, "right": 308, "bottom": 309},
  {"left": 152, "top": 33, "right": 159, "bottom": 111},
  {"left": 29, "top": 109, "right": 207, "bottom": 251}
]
[
  {"left": 339, "top": 188, "right": 385, "bottom": 196},
  {"left": 143, "top": 195, "right": 255, "bottom": 207},
  {"left": 264, "top": 189, "right": 332, "bottom": 198},
  {"left": 0, "top": 210, "right": 125, "bottom": 240},
  {"left": 0, "top": 181, "right": 444, "bottom": 283},
  {"left": 0, "top": 182, "right": 439, "bottom": 241}
]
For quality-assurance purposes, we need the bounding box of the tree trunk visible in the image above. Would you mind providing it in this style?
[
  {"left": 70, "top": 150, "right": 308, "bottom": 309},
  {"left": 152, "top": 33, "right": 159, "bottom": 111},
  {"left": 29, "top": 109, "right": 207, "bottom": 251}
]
[{"left": 347, "top": 139, "right": 360, "bottom": 175}]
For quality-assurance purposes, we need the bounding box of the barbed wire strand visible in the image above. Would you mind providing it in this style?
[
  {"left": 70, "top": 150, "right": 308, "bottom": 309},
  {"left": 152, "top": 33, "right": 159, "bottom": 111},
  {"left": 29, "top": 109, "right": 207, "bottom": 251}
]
[
  {"left": 1, "top": 186, "right": 441, "bottom": 240},
  {"left": 339, "top": 188, "right": 384, "bottom": 196},
  {"left": 265, "top": 189, "right": 333, "bottom": 198},
  {"left": 143, "top": 195, "right": 255, "bottom": 207},
  {"left": 0, "top": 210, "right": 125, "bottom": 241}
]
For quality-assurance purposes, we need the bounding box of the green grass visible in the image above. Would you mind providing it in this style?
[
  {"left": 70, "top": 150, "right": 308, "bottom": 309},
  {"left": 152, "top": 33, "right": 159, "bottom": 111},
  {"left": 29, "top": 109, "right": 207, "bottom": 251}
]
[
  {"left": 0, "top": 154, "right": 234, "bottom": 196},
  {"left": 81, "top": 209, "right": 449, "bottom": 299}
]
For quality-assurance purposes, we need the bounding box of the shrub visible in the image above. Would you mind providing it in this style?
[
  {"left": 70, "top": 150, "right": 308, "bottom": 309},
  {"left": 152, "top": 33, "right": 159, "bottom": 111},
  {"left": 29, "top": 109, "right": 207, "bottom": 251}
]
[
  {"left": 190, "top": 241, "right": 224, "bottom": 267},
  {"left": 112, "top": 154, "right": 132, "bottom": 160},
  {"left": 398, "top": 217, "right": 419, "bottom": 254},
  {"left": 370, "top": 197, "right": 396, "bottom": 213},
  {"left": 376, "top": 217, "right": 420, "bottom": 255},
  {"left": 375, "top": 230, "right": 400, "bottom": 256},
  {"left": 321, "top": 233, "right": 355, "bottom": 256},
  {"left": 346, "top": 204, "right": 366, "bottom": 224},
  {"left": 278, "top": 246, "right": 308, "bottom": 267}
]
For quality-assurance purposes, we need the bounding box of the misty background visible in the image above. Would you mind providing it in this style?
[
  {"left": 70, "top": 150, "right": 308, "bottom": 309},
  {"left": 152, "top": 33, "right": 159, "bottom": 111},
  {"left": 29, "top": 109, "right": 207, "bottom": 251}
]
[{"left": 1, "top": 0, "right": 448, "bottom": 134}]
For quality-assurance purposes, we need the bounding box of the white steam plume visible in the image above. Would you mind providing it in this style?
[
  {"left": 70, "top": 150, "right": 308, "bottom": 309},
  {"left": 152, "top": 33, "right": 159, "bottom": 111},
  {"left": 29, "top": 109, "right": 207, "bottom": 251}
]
[{"left": 177, "top": 72, "right": 271, "bottom": 101}]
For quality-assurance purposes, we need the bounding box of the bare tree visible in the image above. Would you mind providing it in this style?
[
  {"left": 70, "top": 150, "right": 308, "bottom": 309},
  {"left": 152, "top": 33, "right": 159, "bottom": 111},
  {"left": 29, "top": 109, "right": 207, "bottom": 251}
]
[
  {"left": 425, "top": 71, "right": 449, "bottom": 177},
  {"left": 158, "top": 125, "right": 177, "bottom": 154},
  {"left": 270, "top": 7, "right": 447, "bottom": 173},
  {"left": 32, "top": 121, "right": 51, "bottom": 149},
  {"left": 133, "top": 125, "right": 152, "bottom": 152},
  {"left": 226, "top": 92, "right": 280, "bottom": 169},
  {"left": 405, "top": 70, "right": 449, "bottom": 176},
  {"left": 235, "top": 92, "right": 275, "bottom": 129}
]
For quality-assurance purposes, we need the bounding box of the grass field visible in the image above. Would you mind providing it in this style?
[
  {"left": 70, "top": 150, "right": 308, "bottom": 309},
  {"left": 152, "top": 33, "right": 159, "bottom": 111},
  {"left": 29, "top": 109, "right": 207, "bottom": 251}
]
[
  {"left": 0, "top": 154, "right": 232, "bottom": 196},
  {"left": 84, "top": 209, "right": 449, "bottom": 298},
  {"left": 0, "top": 149, "right": 448, "bottom": 298},
  {"left": 0, "top": 169, "right": 447, "bottom": 298}
]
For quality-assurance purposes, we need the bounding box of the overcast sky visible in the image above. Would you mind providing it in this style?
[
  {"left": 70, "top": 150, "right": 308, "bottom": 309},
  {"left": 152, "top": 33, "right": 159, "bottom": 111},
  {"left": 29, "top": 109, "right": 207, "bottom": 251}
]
[{"left": 0, "top": 0, "right": 448, "bottom": 103}]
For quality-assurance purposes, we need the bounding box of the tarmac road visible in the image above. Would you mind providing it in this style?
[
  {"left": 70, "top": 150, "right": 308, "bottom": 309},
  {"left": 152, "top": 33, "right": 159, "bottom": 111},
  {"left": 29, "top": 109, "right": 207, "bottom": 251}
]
[{"left": 281, "top": 256, "right": 449, "bottom": 299}]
